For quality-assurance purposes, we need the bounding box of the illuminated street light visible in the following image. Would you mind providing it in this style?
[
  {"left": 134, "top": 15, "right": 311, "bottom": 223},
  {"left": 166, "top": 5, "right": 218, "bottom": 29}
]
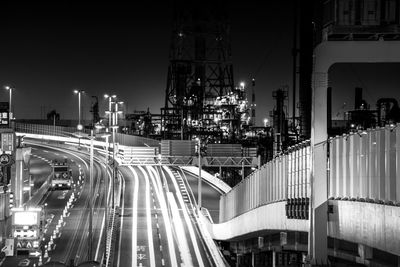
[
  {"left": 4, "top": 85, "right": 14, "bottom": 120},
  {"left": 104, "top": 95, "right": 123, "bottom": 210},
  {"left": 74, "top": 89, "right": 85, "bottom": 130},
  {"left": 94, "top": 122, "right": 111, "bottom": 262}
]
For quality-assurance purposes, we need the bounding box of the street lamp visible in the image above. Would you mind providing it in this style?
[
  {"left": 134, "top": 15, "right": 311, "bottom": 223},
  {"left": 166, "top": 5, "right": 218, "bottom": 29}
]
[
  {"left": 95, "top": 123, "right": 111, "bottom": 263},
  {"left": 197, "top": 137, "right": 202, "bottom": 210},
  {"left": 74, "top": 89, "right": 85, "bottom": 130},
  {"left": 264, "top": 118, "right": 269, "bottom": 127},
  {"left": 110, "top": 101, "right": 123, "bottom": 209},
  {"left": 4, "top": 85, "right": 14, "bottom": 120},
  {"left": 104, "top": 94, "right": 116, "bottom": 129}
]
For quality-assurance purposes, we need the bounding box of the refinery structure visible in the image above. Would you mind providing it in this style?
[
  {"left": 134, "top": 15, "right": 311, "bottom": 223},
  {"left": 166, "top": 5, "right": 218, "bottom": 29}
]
[{"left": 160, "top": 0, "right": 251, "bottom": 143}]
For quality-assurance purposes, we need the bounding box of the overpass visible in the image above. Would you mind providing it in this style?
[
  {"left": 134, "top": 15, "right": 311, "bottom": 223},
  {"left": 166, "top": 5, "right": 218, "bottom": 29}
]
[
  {"left": 196, "top": 40, "right": 400, "bottom": 267},
  {"left": 204, "top": 125, "right": 400, "bottom": 266}
]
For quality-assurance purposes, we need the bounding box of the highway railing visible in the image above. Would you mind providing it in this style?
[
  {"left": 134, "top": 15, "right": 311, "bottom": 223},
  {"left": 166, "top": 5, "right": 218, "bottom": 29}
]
[
  {"left": 219, "top": 123, "right": 400, "bottom": 225},
  {"left": 13, "top": 122, "right": 160, "bottom": 147},
  {"left": 329, "top": 124, "right": 400, "bottom": 204},
  {"left": 219, "top": 142, "right": 311, "bottom": 223}
]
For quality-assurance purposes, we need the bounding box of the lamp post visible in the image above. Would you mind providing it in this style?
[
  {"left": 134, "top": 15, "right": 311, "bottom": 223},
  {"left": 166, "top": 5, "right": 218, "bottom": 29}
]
[
  {"left": 74, "top": 89, "right": 85, "bottom": 130},
  {"left": 264, "top": 118, "right": 269, "bottom": 127},
  {"left": 95, "top": 123, "right": 111, "bottom": 263},
  {"left": 197, "top": 137, "right": 202, "bottom": 210},
  {"left": 111, "top": 101, "right": 123, "bottom": 209},
  {"left": 4, "top": 85, "right": 14, "bottom": 120},
  {"left": 104, "top": 94, "right": 116, "bottom": 129}
]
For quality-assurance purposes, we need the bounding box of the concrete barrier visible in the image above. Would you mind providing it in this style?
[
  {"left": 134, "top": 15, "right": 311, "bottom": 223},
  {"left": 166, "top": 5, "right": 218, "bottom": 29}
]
[{"left": 181, "top": 166, "right": 231, "bottom": 194}]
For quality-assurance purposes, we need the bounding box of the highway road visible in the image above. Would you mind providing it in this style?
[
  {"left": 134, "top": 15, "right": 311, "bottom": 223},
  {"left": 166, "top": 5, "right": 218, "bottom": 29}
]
[
  {"left": 2, "top": 140, "right": 224, "bottom": 267},
  {"left": 3, "top": 142, "right": 110, "bottom": 267},
  {"left": 114, "top": 165, "right": 221, "bottom": 267}
]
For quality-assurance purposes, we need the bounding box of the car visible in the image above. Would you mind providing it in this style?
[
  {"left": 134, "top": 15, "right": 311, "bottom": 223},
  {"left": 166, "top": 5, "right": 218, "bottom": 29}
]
[{"left": 18, "top": 259, "right": 30, "bottom": 267}]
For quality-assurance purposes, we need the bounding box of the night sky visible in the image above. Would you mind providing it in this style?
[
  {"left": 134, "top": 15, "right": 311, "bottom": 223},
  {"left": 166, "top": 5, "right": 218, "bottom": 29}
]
[{"left": 0, "top": 2, "right": 399, "bottom": 125}]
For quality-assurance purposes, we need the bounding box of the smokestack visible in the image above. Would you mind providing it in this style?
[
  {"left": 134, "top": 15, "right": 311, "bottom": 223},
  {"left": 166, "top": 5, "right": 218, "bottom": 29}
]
[
  {"left": 251, "top": 78, "right": 256, "bottom": 125},
  {"left": 298, "top": 0, "right": 314, "bottom": 139}
]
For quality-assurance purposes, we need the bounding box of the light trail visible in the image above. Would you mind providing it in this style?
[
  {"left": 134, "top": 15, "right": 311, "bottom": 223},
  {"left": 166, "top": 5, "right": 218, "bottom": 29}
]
[
  {"left": 163, "top": 166, "right": 205, "bottom": 267},
  {"left": 138, "top": 166, "right": 156, "bottom": 267},
  {"left": 147, "top": 166, "right": 178, "bottom": 267},
  {"left": 128, "top": 166, "right": 139, "bottom": 267},
  {"left": 116, "top": 169, "right": 127, "bottom": 267},
  {"left": 166, "top": 192, "right": 193, "bottom": 266}
]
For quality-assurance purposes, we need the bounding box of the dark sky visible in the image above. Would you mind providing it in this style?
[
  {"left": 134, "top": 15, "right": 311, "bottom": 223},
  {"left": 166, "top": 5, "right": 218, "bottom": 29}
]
[{"left": 0, "top": 2, "right": 399, "bottom": 125}]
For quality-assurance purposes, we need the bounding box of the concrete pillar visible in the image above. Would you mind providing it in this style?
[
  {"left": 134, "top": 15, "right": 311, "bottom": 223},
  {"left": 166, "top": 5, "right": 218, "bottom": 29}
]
[
  {"left": 251, "top": 251, "right": 255, "bottom": 267},
  {"left": 272, "top": 251, "right": 276, "bottom": 267},
  {"left": 236, "top": 254, "right": 241, "bottom": 267},
  {"left": 358, "top": 244, "right": 373, "bottom": 264},
  {"left": 310, "top": 70, "right": 328, "bottom": 265},
  {"left": 14, "top": 147, "right": 31, "bottom": 208},
  {"left": 311, "top": 39, "right": 400, "bottom": 265}
]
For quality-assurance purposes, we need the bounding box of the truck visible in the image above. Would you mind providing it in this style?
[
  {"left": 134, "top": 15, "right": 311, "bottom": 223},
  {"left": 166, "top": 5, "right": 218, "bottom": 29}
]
[{"left": 51, "top": 159, "right": 73, "bottom": 190}]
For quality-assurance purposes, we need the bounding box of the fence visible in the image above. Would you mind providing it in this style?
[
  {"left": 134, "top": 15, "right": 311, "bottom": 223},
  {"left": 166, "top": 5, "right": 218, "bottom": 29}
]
[
  {"left": 219, "top": 142, "right": 311, "bottom": 223},
  {"left": 329, "top": 125, "right": 400, "bottom": 203},
  {"left": 219, "top": 123, "right": 400, "bottom": 224}
]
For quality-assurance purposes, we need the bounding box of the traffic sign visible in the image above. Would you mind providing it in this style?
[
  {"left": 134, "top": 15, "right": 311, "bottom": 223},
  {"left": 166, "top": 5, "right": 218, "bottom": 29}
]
[
  {"left": 0, "top": 153, "right": 11, "bottom": 166},
  {"left": 29, "top": 250, "right": 41, "bottom": 257}
]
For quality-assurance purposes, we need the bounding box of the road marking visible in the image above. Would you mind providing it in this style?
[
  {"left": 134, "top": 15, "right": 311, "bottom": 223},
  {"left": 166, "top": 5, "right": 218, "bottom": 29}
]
[{"left": 160, "top": 245, "right": 163, "bottom": 251}]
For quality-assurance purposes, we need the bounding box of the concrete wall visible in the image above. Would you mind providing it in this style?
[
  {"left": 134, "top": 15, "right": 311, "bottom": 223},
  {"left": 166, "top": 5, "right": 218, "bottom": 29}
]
[
  {"left": 205, "top": 201, "right": 309, "bottom": 241},
  {"left": 329, "top": 200, "right": 400, "bottom": 256}
]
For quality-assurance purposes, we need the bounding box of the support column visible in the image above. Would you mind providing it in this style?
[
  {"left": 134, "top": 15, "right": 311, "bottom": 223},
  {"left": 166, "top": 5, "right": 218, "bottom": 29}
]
[
  {"left": 272, "top": 250, "right": 276, "bottom": 267},
  {"left": 358, "top": 244, "right": 373, "bottom": 265},
  {"left": 14, "top": 147, "right": 31, "bottom": 208},
  {"left": 310, "top": 71, "right": 328, "bottom": 264}
]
